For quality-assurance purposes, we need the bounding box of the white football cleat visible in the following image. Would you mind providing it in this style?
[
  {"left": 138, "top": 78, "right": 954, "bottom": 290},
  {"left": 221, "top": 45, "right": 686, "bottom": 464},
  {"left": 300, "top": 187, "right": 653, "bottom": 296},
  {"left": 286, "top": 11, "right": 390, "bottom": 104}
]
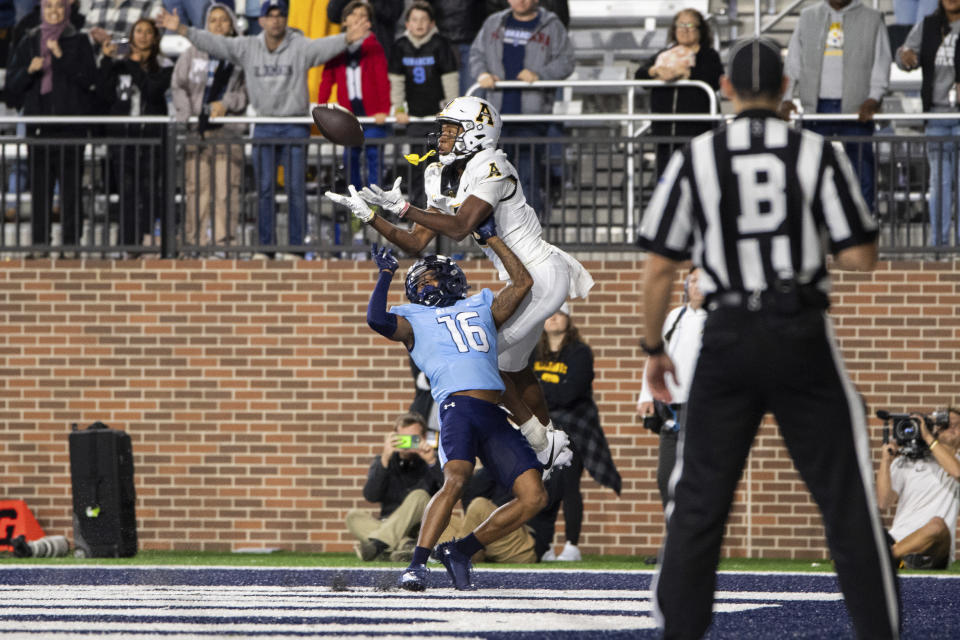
[
  {"left": 556, "top": 541, "right": 582, "bottom": 562},
  {"left": 541, "top": 547, "right": 557, "bottom": 562},
  {"left": 537, "top": 429, "right": 573, "bottom": 475}
]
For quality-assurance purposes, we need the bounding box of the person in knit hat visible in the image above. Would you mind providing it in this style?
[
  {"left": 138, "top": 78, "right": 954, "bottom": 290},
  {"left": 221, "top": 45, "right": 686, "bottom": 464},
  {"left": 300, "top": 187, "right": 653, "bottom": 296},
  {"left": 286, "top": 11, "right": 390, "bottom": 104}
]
[{"left": 171, "top": 2, "right": 248, "bottom": 253}]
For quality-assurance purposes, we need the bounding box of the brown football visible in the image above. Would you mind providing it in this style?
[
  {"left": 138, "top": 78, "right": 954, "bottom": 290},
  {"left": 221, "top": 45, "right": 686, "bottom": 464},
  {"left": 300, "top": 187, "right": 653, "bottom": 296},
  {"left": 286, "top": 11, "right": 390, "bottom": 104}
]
[{"left": 311, "top": 103, "right": 365, "bottom": 146}]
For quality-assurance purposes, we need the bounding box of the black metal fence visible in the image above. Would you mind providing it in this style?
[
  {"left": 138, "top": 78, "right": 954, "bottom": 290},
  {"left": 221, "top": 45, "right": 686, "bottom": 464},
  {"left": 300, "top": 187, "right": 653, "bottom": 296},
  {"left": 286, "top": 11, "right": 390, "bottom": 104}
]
[{"left": 2, "top": 115, "right": 958, "bottom": 259}]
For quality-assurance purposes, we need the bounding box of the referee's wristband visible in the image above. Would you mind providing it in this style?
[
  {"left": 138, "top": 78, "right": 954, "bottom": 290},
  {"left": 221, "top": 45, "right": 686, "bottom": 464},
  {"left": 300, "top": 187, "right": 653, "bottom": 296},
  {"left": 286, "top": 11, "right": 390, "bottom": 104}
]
[{"left": 640, "top": 339, "right": 665, "bottom": 356}]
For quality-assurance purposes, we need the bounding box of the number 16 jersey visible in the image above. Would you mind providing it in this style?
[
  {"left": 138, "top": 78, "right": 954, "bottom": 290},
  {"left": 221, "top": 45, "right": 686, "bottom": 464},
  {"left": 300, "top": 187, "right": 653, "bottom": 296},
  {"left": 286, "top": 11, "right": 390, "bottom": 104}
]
[{"left": 390, "top": 289, "right": 505, "bottom": 406}]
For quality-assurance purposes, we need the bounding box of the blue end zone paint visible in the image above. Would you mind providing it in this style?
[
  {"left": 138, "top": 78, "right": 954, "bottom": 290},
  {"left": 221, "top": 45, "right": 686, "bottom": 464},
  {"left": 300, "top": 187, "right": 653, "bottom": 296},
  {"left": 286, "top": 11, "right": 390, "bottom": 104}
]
[{"left": 1, "top": 566, "right": 959, "bottom": 639}]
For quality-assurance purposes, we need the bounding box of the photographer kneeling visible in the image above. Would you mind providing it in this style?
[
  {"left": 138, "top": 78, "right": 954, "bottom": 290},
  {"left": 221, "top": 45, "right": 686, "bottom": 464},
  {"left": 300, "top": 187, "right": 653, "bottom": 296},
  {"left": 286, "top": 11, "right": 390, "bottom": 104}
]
[{"left": 876, "top": 408, "right": 960, "bottom": 569}]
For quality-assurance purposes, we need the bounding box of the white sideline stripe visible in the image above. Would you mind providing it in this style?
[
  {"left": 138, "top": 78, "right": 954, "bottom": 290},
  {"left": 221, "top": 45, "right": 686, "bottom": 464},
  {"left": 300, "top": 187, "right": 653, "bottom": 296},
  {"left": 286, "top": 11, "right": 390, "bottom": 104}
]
[
  {"left": 0, "top": 613, "right": 660, "bottom": 634},
  {"left": 0, "top": 564, "right": 662, "bottom": 574},
  {"left": 1, "top": 589, "right": 843, "bottom": 605},
  {"left": 714, "top": 591, "right": 843, "bottom": 601},
  {"left": 3, "top": 565, "right": 956, "bottom": 580},
  {"left": 0, "top": 636, "right": 478, "bottom": 640}
]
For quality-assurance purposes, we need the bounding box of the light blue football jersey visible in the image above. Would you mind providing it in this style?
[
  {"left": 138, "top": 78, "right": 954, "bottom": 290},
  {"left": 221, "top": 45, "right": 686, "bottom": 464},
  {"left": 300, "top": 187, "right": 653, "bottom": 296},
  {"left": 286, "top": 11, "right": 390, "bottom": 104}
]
[{"left": 390, "top": 289, "right": 505, "bottom": 406}]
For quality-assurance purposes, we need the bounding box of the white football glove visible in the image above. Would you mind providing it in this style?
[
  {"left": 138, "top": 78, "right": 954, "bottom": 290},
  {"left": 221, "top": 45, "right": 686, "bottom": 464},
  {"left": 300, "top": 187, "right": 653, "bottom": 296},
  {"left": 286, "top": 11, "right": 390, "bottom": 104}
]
[
  {"left": 359, "top": 177, "right": 408, "bottom": 216},
  {"left": 324, "top": 185, "right": 374, "bottom": 224}
]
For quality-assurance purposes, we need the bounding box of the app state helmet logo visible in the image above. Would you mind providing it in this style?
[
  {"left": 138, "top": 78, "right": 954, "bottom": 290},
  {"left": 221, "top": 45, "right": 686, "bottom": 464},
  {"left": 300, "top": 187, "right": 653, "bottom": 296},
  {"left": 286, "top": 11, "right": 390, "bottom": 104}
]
[{"left": 476, "top": 102, "right": 495, "bottom": 126}]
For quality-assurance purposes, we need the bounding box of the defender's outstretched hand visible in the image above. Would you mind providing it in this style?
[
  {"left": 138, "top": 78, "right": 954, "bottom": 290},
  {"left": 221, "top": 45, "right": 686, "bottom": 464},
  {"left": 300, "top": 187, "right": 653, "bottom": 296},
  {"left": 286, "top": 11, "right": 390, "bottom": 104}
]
[
  {"left": 324, "top": 185, "right": 374, "bottom": 224},
  {"left": 472, "top": 213, "right": 498, "bottom": 245},
  {"left": 371, "top": 243, "right": 398, "bottom": 274},
  {"left": 359, "top": 177, "right": 407, "bottom": 216}
]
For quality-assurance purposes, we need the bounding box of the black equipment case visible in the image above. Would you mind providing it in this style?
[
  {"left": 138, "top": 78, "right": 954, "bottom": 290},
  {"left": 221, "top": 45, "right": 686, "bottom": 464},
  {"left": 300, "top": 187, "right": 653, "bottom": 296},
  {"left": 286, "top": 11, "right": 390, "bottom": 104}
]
[{"left": 69, "top": 422, "right": 138, "bottom": 557}]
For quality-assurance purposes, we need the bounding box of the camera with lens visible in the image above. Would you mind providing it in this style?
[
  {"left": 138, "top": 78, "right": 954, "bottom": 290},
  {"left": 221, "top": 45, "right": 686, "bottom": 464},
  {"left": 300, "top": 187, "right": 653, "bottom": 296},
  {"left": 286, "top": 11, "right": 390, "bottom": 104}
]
[{"left": 876, "top": 410, "right": 951, "bottom": 459}]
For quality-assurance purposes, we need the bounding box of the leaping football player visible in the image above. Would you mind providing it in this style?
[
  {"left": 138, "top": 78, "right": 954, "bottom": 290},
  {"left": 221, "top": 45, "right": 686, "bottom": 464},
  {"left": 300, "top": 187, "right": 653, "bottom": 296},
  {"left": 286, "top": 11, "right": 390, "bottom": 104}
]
[
  {"left": 364, "top": 214, "right": 546, "bottom": 591},
  {"left": 326, "top": 96, "right": 593, "bottom": 471}
]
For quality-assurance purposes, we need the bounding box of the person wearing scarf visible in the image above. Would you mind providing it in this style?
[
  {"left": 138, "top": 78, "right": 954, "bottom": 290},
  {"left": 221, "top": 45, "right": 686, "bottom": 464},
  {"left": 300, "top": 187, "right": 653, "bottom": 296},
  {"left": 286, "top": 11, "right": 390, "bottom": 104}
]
[
  {"left": 171, "top": 2, "right": 247, "bottom": 254},
  {"left": 6, "top": 0, "right": 97, "bottom": 255}
]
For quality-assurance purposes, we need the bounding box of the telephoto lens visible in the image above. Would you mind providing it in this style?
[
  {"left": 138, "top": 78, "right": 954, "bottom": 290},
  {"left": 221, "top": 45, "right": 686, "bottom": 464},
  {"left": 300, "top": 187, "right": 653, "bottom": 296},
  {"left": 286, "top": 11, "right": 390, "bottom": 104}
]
[{"left": 12, "top": 535, "right": 70, "bottom": 558}]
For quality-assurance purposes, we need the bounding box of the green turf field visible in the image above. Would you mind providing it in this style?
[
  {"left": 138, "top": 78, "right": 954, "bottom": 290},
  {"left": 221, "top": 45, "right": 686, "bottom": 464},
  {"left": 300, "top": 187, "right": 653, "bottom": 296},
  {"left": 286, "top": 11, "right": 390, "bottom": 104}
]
[{"left": 1, "top": 550, "right": 956, "bottom": 573}]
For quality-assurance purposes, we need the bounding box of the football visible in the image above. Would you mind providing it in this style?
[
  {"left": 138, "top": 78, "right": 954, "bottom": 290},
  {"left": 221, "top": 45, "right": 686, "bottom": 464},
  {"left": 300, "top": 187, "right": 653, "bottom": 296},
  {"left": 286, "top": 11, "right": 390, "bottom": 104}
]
[{"left": 311, "top": 103, "right": 365, "bottom": 146}]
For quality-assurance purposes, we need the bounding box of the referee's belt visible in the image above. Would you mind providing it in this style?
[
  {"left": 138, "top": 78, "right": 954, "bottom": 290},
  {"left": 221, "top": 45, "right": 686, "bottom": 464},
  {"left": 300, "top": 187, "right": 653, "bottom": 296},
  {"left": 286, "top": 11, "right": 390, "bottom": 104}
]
[
  {"left": 705, "top": 283, "right": 828, "bottom": 314},
  {"left": 654, "top": 401, "right": 685, "bottom": 420}
]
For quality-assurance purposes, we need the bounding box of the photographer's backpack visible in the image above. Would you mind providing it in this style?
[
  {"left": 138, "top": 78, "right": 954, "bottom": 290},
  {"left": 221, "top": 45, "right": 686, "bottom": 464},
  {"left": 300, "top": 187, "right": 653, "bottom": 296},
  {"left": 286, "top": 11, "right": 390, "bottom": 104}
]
[{"left": 69, "top": 422, "right": 138, "bottom": 557}]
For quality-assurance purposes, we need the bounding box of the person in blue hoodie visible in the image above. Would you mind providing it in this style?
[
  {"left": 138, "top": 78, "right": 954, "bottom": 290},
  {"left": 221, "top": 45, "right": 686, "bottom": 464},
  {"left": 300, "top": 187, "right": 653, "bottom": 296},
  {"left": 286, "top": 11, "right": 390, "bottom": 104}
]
[{"left": 157, "top": 0, "right": 371, "bottom": 256}]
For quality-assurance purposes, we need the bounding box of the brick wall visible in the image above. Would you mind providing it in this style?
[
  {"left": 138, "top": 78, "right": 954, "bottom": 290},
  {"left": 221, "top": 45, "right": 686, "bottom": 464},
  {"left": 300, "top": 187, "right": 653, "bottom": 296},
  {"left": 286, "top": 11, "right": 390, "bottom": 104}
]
[{"left": 1, "top": 257, "right": 957, "bottom": 558}]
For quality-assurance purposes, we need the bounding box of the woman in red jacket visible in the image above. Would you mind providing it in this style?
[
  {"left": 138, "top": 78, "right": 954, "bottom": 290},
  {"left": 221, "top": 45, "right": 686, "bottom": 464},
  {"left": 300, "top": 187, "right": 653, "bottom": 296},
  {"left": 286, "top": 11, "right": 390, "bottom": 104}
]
[{"left": 317, "top": 0, "right": 390, "bottom": 191}]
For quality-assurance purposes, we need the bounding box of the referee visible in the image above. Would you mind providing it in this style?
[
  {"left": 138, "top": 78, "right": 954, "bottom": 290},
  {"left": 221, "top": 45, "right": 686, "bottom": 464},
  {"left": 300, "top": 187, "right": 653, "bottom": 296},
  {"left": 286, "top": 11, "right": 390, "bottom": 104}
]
[{"left": 637, "top": 38, "right": 901, "bottom": 639}]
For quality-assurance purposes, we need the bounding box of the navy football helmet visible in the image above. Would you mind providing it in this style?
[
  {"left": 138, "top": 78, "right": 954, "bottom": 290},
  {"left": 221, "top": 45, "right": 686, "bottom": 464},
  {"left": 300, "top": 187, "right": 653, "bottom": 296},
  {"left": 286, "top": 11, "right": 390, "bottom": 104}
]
[{"left": 404, "top": 255, "right": 469, "bottom": 307}]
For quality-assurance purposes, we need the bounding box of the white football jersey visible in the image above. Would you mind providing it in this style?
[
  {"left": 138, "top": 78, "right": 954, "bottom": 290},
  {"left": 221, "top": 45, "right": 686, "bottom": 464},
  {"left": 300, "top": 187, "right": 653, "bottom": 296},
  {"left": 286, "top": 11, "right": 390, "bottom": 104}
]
[{"left": 424, "top": 148, "right": 554, "bottom": 281}]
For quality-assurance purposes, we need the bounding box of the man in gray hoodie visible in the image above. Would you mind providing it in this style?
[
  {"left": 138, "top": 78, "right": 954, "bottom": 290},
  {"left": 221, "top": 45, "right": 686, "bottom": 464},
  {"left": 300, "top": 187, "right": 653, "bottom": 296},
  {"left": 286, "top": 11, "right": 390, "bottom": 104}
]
[
  {"left": 779, "top": 0, "right": 891, "bottom": 211},
  {"left": 468, "top": 0, "right": 573, "bottom": 216},
  {"left": 158, "top": 0, "right": 370, "bottom": 255}
]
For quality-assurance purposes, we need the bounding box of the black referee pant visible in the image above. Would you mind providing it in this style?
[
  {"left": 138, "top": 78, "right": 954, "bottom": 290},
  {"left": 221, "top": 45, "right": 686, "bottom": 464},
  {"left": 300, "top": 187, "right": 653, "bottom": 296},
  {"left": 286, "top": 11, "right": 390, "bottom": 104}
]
[{"left": 652, "top": 306, "right": 901, "bottom": 640}]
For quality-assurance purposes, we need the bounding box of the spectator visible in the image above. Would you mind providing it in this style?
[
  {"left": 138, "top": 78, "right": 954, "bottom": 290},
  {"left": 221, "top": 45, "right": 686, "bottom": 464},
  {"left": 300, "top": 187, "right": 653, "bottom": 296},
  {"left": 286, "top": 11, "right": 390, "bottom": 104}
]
[
  {"left": 427, "top": 0, "right": 485, "bottom": 94},
  {"left": 486, "top": 0, "right": 568, "bottom": 28},
  {"left": 157, "top": 0, "right": 371, "bottom": 254},
  {"left": 2, "top": 0, "right": 19, "bottom": 66},
  {"left": 780, "top": 0, "right": 891, "bottom": 211},
  {"left": 346, "top": 412, "right": 443, "bottom": 562},
  {"left": 97, "top": 17, "right": 172, "bottom": 253},
  {"left": 326, "top": 0, "right": 400, "bottom": 64},
  {"left": 894, "top": 0, "right": 939, "bottom": 25},
  {"left": 637, "top": 268, "right": 705, "bottom": 508},
  {"left": 895, "top": 0, "right": 960, "bottom": 246},
  {"left": 530, "top": 302, "right": 621, "bottom": 562},
  {"left": 11, "top": 0, "right": 84, "bottom": 51},
  {"left": 877, "top": 408, "right": 960, "bottom": 569},
  {"left": 86, "top": 0, "right": 157, "bottom": 52},
  {"left": 634, "top": 8, "right": 723, "bottom": 178},
  {"left": 162, "top": 0, "right": 231, "bottom": 29},
  {"left": 389, "top": 0, "right": 458, "bottom": 208},
  {"left": 6, "top": 0, "right": 97, "bottom": 253},
  {"left": 469, "top": 0, "right": 574, "bottom": 215},
  {"left": 171, "top": 1, "right": 247, "bottom": 252},
  {"left": 317, "top": 0, "right": 389, "bottom": 192}
]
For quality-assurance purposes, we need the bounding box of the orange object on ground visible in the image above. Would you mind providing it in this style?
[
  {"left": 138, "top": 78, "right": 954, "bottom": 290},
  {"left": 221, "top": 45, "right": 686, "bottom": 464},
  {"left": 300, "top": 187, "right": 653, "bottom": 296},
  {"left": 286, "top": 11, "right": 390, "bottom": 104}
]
[{"left": 0, "top": 500, "right": 46, "bottom": 552}]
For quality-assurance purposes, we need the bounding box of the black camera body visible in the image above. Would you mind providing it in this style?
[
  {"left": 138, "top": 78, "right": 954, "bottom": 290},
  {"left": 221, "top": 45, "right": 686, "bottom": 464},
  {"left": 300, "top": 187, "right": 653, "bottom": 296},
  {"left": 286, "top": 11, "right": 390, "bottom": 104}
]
[{"left": 876, "top": 410, "right": 950, "bottom": 459}]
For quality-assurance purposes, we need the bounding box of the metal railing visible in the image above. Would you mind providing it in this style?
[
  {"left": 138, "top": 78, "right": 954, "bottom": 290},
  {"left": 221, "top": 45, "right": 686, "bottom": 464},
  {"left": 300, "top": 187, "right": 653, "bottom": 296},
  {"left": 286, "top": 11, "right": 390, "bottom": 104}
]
[
  {"left": 2, "top": 106, "right": 960, "bottom": 258},
  {"left": 466, "top": 79, "right": 719, "bottom": 236}
]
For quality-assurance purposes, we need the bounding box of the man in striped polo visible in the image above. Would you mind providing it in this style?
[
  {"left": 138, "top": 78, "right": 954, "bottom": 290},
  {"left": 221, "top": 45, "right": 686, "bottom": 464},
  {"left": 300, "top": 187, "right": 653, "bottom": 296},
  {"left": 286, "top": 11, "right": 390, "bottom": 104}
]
[{"left": 637, "top": 37, "right": 901, "bottom": 639}]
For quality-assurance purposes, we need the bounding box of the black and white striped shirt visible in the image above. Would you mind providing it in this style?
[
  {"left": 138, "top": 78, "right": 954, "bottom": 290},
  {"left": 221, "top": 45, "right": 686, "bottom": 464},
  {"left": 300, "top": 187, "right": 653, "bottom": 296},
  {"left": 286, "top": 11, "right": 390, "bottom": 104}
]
[{"left": 637, "top": 109, "right": 878, "bottom": 298}]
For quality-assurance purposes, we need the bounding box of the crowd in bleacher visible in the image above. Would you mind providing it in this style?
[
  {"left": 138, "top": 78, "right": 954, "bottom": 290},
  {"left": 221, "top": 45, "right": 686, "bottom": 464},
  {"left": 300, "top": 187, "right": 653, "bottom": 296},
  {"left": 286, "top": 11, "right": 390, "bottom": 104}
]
[{"left": 0, "top": 0, "right": 958, "bottom": 257}]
